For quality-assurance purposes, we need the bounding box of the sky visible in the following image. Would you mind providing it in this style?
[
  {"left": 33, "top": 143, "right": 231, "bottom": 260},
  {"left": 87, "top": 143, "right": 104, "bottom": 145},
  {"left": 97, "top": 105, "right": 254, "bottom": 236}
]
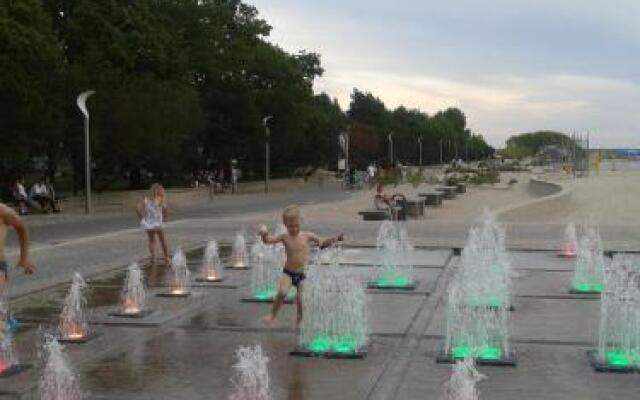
[{"left": 249, "top": 0, "right": 640, "bottom": 148}]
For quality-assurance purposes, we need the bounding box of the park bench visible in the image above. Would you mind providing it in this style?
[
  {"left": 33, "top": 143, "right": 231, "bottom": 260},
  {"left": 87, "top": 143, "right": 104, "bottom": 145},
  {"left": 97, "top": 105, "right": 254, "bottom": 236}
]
[
  {"left": 435, "top": 186, "right": 457, "bottom": 200},
  {"left": 405, "top": 198, "right": 425, "bottom": 218},
  {"left": 358, "top": 210, "right": 390, "bottom": 221},
  {"left": 418, "top": 192, "right": 443, "bottom": 207}
]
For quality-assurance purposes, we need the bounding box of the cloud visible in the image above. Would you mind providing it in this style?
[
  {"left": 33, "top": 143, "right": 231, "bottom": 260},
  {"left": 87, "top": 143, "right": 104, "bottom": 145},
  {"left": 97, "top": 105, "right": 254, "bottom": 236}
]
[{"left": 250, "top": 0, "right": 640, "bottom": 148}]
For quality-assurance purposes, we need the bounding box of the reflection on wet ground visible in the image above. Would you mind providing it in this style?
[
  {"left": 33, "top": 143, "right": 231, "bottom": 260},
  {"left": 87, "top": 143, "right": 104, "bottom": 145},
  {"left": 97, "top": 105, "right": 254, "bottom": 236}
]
[
  {"left": 88, "top": 245, "right": 234, "bottom": 287},
  {"left": 3, "top": 248, "right": 640, "bottom": 399}
]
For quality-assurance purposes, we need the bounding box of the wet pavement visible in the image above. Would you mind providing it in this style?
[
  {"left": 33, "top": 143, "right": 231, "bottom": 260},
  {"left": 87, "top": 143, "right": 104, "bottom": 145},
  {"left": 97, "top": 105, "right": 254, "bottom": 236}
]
[{"left": 2, "top": 247, "right": 640, "bottom": 399}]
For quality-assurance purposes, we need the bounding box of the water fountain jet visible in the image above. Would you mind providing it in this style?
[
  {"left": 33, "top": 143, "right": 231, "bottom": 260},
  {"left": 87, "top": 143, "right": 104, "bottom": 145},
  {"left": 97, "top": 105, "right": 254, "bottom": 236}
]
[
  {"left": 291, "top": 251, "right": 368, "bottom": 358},
  {"left": 110, "top": 263, "right": 151, "bottom": 318},
  {"left": 589, "top": 255, "right": 640, "bottom": 372},
  {"left": 228, "top": 344, "right": 271, "bottom": 400},
  {"left": 157, "top": 247, "right": 191, "bottom": 297},
  {"left": 570, "top": 226, "right": 605, "bottom": 294},
  {"left": 196, "top": 240, "right": 225, "bottom": 282},
  {"left": 0, "top": 301, "right": 31, "bottom": 377},
  {"left": 440, "top": 358, "right": 484, "bottom": 400},
  {"left": 229, "top": 232, "right": 249, "bottom": 269},
  {"left": 559, "top": 223, "right": 578, "bottom": 258},
  {"left": 40, "top": 334, "right": 81, "bottom": 400},
  {"left": 368, "top": 221, "right": 415, "bottom": 290},
  {"left": 438, "top": 212, "right": 515, "bottom": 365},
  {"left": 58, "top": 273, "right": 91, "bottom": 343},
  {"left": 242, "top": 243, "right": 295, "bottom": 303}
]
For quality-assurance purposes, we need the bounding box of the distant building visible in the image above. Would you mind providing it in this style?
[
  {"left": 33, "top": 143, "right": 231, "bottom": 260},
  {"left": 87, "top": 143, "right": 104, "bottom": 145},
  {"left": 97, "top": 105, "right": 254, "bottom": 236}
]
[{"left": 613, "top": 149, "right": 640, "bottom": 158}]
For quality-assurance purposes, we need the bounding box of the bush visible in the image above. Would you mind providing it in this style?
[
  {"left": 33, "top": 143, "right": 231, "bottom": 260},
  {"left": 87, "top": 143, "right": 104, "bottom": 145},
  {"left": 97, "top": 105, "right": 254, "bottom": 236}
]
[
  {"left": 469, "top": 169, "right": 500, "bottom": 184},
  {"left": 407, "top": 169, "right": 424, "bottom": 188}
]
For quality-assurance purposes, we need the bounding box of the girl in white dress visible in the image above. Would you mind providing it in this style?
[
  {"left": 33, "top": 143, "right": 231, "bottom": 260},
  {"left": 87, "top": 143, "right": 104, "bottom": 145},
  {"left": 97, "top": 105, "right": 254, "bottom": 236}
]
[{"left": 136, "top": 183, "right": 170, "bottom": 264}]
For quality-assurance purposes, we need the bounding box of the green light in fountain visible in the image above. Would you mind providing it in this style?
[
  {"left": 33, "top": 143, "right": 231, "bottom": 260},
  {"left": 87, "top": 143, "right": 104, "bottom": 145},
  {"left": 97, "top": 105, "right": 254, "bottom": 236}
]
[
  {"left": 605, "top": 351, "right": 631, "bottom": 367},
  {"left": 375, "top": 276, "right": 410, "bottom": 288},
  {"left": 478, "top": 346, "right": 501, "bottom": 360},
  {"left": 573, "top": 282, "right": 603, "bottom": 293},
  {"left": 452, "top": 345, "right": 472, "bottom": 359},
  {"left": 333, "top": 337, "right": 356, "bottom": 353},
  {"left": 394, "top": 276, "right": 410, "bottom": 287},
  {"left": 376, "top": 277, "right": 390, "bottom": 287},
  {"left": 254, "top": 290, "right": 274, "bottom": 301},
  {"left": 308, "top": 336, "right": 332, "bottom": 353}
]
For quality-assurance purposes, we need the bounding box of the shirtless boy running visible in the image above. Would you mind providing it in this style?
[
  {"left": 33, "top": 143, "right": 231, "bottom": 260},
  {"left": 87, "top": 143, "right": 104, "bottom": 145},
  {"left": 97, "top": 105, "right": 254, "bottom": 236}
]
[
  {"left": 259, "top": 205, "right": 343, "bottom": 328},
  {"left": 0, "top": 203, "right": 35, "bottom": 291}
]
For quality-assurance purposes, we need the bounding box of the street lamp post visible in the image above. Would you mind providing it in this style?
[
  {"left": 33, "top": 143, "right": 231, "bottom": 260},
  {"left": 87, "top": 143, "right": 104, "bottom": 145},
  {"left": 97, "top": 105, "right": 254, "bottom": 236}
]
[
  {"left": 77, "top": 90, "right": 95, "bottom": 214},
  {"left": 262, "top": 115, "right": 273, "bottom": 192},
  {"left": 388, "top": 131, "right": 394, "bottom": 164},
  {"left": 418, "top": 136, "right": 423, "bottom": 167},
  {"left": 439, "top": 139, "right": 443, "bottom": 165},
  {"left": 339, "top": 130, "right": 350, "bottom": 174}
]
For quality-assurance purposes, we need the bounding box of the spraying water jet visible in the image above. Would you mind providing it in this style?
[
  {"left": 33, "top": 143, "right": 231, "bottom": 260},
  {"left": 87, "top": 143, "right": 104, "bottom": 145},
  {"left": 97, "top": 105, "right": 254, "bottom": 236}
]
[
  {"left": 196, "top": 240, "right": 225, "bottom": 282},
  {"left": 58, "top": 273, "right": 93, "bottom": 343},
  {"left": 157, "top": 247, "right": 191, "bottom": 297}
]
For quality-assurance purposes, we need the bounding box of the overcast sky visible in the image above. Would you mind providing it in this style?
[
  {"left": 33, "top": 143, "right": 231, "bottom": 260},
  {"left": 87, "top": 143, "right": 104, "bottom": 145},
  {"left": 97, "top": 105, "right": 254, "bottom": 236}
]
[{"left": 249, "top": 0, "right": 640, "bottom": 148}]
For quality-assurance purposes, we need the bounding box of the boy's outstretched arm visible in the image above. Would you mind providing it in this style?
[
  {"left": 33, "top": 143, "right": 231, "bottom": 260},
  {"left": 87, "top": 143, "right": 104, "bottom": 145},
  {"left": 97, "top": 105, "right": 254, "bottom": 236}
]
[
  {"left": 309, "top": 232, "right": 344, "bottom": 249},
  {"left": 258, "top": 224, "right": 283, "bottom": 245},
  {"left": 0, "top": 204, "right": 35, "bottom": 274}
]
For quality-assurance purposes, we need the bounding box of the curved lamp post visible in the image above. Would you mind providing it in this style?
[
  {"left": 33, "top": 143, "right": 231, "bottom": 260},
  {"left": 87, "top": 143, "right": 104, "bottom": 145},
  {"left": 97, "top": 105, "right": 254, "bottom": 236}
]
[
  {"left": 262, "top": 115, "right": 273, "bottom": 192},
  {"left": 77, "top": 90, "right": 95, "bottom": 214},
  {"left": 418, "top": 135, "right": 423, "bottom": 167},
  {"left": 388, "top": 131, "right": 394, "bottom": 164}
]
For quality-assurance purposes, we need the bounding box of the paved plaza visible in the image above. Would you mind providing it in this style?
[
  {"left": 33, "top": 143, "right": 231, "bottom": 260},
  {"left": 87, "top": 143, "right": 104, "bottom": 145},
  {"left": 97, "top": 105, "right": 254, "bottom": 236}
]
[
  {"left": 2, "top": 172, "right": 640, "bottom": 399},
  {"left": 2, "top": 243, "right": 640, "bottom": 399}
]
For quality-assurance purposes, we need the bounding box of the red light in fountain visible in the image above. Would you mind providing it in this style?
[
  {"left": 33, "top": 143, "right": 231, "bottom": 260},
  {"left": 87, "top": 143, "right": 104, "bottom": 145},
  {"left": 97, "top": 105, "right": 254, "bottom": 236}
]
[
  {"left": 61, "top": 323, "right": 86, "bottom": 341},
  {"left": 561, "top": 242, "right": 577, "bottom": 257},
  {"left": 0, "top": 358, "right": 9, "bottom": 374},
  {"left": 123, "top": 300, "right": 141, "bottom": 315}
]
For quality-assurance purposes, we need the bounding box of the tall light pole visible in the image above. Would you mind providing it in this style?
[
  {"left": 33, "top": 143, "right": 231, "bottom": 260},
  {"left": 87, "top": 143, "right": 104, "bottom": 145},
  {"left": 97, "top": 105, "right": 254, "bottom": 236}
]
[
  {"left": 77, "top": 90, "right": 95, "bottom": 214},
  {"left": 262, "top": 115, "right": 273, "bottom": 192},
  {"left": 439, "top": 139, "right": 443, "bottom": 165},
  {"left": 418, "top": 135, "right": 423, "bottom": 167},
  {"left": 388, "top": 131, "right": 394, "bottom": 164},
  {"left": 339, "top": 130, "right": 350, "bottom": 173}
]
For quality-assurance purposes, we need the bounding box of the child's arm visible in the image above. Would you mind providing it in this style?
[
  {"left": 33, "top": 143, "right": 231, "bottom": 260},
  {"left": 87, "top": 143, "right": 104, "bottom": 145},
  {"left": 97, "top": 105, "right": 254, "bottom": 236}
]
[
  {"left": 0, "top": 204, "right": 35, "bottom": 274},
  {"left": 135, "top": 201, "right": 144, "bottom": 220},
  {"left": 258, "top": 225, "right": 284, "bottom": 245},
  {"left": 308, "top": 232, "right": 344, "bottom": 249}
]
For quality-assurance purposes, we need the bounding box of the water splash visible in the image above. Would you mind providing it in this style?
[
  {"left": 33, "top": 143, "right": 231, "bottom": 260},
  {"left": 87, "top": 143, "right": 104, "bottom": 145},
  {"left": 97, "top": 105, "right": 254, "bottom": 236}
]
[
  {"left": 228, "top": 344, "right": 271, "bottom": 400},
  {"left": 374, "top": 221, "right": 414, "bottom": 287},
  {"left": 571, "top": 226, "right": 605, "bottom": 293},
  {"left": 59, "top": 273, "right": 88, "bottom": 340},
  {"left": 121, "top": 263, "right": 147, "bottom": 315},
  {"left": 444, "top": 211, "right": 512, "bottom": 360},
  {"left": 299, "top": 250, "right": 368, "bottom": 354},
  {"left": 560, "top": 223, "right": 578, "bottom": 257},
  {"left": 596, "top": 255, "right": 640, "bottom": 368},
  {"left": 441, "top": 358, "right": 484, "bottom": 400},
  {"left": 40, "top": 335, "right": 81, "bottom": 400},
  {"left": 248, "top": 243, "right": 293, "bottom": 300},
  {"left": 231, "top": 232, "right": 248, "bottom": 268},
  {"left": 201, "top": 240, "right": 223, "bottom": 281},
  {"left": 0, "top": 301, "right": 17, "bottom": 373},
  {"left": 168, "top": 247, "right": 190, "bottom": 295}
]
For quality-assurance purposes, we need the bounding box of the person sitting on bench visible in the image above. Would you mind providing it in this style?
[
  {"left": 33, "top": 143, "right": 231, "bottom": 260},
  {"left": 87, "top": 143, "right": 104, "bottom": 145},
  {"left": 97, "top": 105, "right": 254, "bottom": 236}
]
[
  {"left": 30, "top": 179, "right": 57, "bottom": 213},
  {"left": 11, "top": 177, "right": 37, "bottom": 215}
]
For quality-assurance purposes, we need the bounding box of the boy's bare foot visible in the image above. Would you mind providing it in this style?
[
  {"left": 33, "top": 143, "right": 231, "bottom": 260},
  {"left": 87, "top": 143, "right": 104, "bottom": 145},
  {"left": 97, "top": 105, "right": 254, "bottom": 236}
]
[{"left": 262, "top": 313, "right": 276, "bottom": 324}]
